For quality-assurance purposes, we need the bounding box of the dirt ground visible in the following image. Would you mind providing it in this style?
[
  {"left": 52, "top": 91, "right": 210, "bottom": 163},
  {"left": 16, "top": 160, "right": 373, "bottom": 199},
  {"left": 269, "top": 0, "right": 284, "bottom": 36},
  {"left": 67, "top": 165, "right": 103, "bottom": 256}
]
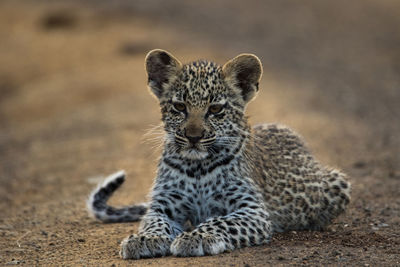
[{"left": 1, "top": 0, "right": 399, "bottom": 266}]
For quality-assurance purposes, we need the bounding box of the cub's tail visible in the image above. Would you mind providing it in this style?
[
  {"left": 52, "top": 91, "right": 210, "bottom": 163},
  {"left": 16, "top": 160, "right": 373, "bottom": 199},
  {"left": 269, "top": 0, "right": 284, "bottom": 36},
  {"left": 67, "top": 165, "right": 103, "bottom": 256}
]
[{"left": 87, "top": 171, "right": 148, "bottom": 223}]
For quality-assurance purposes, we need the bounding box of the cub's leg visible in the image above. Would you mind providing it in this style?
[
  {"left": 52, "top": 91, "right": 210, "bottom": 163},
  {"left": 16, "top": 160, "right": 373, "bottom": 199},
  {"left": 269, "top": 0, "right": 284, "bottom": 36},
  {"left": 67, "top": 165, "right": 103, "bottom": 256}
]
[
  {"left": 170, "top": 184, "right": 272, "bottom": 257},
  {"left": 120, "top": 196, "right": 185, "bottom": 259},
  {"left": 319, "top": 169, "right": 351, "bottom": 226},
  {"left": 171, "top": 208, "right": 271, "bottom": 256}
]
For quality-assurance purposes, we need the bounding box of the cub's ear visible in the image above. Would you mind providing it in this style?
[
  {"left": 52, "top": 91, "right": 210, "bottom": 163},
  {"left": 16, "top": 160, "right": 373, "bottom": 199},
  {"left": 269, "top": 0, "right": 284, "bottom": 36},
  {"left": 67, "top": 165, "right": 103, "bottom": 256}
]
[
  {"left": 145, "top": 49, "right": 182, "bottom": 99},
  {"left": 222, "top": 54, "right": 263, "bottom": 103}
]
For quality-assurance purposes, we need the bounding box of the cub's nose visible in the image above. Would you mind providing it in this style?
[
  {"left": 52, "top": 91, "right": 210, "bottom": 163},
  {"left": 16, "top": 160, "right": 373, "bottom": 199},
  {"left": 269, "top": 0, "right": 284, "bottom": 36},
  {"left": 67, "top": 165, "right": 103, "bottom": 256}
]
[
  {"left": 186, "top": 135, "right": 202, "bottom": 144},
  {"left": 184, "top": 129, "right": 204, "bottom": 145}
]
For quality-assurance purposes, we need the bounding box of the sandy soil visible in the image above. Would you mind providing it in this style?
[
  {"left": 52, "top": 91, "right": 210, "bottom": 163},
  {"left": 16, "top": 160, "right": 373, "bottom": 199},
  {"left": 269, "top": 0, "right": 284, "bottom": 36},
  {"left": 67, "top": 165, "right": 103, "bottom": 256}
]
[{"left": 1, "top": 0, "right": 399, "bottom": 265}]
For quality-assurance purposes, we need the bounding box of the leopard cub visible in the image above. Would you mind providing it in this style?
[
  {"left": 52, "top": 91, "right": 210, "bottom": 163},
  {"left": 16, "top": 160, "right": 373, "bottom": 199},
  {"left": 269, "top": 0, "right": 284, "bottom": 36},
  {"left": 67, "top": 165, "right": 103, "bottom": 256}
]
[{"left": 87, "top": 49, "right": 351, "bottom": 259}]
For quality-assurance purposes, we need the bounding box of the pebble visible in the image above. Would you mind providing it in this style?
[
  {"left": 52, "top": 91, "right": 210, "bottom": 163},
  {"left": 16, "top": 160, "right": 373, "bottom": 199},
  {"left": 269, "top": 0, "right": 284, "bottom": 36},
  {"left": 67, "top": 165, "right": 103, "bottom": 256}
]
[
  {"left": 331, "top": 250, "right": 341, "bottom": 256},
  {"left": 372, "top": 223, "right": 389, "bottom": 230},
  {"left": 353, "top": 161, "right": 366, "bottom": 168},
  {"left": 378, "top": 223, "right": 389, "bottom": 228},
  {"left": 6, "top": 259, "right": 23, "bottom": 265}
]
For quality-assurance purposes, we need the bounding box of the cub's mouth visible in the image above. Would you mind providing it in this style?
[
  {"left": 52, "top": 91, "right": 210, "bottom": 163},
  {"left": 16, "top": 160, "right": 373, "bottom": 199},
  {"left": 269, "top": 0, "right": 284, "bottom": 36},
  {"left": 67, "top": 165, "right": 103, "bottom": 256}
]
[
  {"left": 180, "top": 147, "right": 209, "bottom": 160},
  {"left": 173, "top": 132, "right": 219, "bottom": 160}
]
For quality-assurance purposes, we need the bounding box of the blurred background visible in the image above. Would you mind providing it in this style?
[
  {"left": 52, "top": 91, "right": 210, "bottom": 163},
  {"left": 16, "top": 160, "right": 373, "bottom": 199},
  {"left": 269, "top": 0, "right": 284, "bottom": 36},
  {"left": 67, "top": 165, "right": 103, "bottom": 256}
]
[{"left": 0, "top": 0, "right": 399, "bottom": 265}]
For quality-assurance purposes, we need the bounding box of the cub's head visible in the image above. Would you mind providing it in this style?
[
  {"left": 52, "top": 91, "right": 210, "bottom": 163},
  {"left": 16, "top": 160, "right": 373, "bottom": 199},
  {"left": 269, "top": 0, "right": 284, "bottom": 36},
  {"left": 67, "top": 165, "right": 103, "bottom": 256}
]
[{"left": 145, "top": 49, "right": 262, "bottom": 160}]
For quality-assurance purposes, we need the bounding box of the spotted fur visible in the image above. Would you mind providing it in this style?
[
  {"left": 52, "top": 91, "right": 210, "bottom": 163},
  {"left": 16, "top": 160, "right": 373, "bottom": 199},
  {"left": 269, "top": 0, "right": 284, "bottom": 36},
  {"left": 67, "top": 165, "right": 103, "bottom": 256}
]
[{"left": 87, "top": 49, "right": 351, "bottom": 259}]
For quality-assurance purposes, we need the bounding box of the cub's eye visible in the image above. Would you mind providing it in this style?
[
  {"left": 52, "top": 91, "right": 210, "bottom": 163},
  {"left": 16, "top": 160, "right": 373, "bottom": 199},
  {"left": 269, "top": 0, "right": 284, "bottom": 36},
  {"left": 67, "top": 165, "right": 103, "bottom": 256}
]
[
  {"left": 173, "top": 102, "right": 186, "bottom": 112},
  {"left": 208, "top": 104, "right": 224, "bottom": 114}
]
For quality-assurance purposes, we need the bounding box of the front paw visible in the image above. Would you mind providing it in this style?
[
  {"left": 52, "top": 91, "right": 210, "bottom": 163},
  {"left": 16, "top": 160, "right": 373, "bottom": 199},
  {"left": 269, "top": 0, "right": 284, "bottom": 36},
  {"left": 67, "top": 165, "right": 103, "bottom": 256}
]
[
  {"left": 170, "top": 232, "right": 227, "bottom": 257},
  {"left": 120, "top": 234, "right": 172, "bottom": 260}
]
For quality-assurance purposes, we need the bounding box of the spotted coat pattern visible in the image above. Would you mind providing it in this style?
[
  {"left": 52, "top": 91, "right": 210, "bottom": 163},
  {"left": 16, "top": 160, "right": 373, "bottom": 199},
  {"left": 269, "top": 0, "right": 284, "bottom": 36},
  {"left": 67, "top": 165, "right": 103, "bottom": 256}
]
[{"left": 87, "top": 50, "right": 351, "bottom": 259}]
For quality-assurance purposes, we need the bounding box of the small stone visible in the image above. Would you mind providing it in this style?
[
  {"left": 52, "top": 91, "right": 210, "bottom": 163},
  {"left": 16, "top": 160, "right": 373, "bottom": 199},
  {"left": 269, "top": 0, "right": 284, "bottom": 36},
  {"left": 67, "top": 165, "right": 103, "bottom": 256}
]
[
  {"left": 6, "top": 259, "right": 23, "bottom": 265},
  {"left": 331, "top": 250, "right": 341, "bottom": 256},
  {"left": 388, "top": 170, "right": 400, "bottom": 178},
  {"left": 353, "top": 161, "right": 366, "bottom": 168},
  {"left": 119, "top": 42, "right": 150, "bottom": 56},
  {"left": 77, "top": 238, "right": 85, "bottom": 243},
  {"left": 41, "top": 11, "right": 77, "bottom": 31},
  {"left": 277, "top": 256, "right": 285, "bottom": 261}
]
